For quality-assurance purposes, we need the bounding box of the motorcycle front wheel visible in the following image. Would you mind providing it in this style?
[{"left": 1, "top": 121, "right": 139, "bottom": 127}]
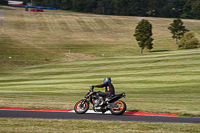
[
  {"left": 110, "top": 100, "right": 126, "bottom": 115},
  {"left": 74, "top": 100, "right": 89, "bottom": 114}
]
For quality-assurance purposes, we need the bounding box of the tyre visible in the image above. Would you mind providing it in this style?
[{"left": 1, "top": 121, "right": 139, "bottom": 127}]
[
  {"left": 74, "top": 100, "right": 89, "bottom": 114},
  {"left": 110, "top": 100, "right": 126, "bottom": 115}
]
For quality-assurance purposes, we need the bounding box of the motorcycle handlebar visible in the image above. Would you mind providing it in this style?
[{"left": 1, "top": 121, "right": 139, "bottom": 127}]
[{"left": 89, "top": 86, "right": 94, "bottom": 91}]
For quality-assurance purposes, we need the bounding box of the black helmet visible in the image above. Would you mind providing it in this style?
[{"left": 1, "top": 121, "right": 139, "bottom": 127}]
[{"left": 103, "top": 77, "right": 111, "bottom": 83}]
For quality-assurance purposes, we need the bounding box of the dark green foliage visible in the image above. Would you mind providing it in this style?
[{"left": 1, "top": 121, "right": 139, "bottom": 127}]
[
  {"left": 71, "top": 0, "right": 86, "bottom": 12},
  {"left": 24, "top": 0, "right": 200, "bottom": 19},
  {"left": 147, "top": 0, "right": 167, "bottom": 17},
  {"left": 168, "top": 19, "right": 189, "bottom": 44},
  {"left": 171, "top": 0, "right": 186, "bottom": 18},
  {"left": 191, "top": 0, "right": 200, "bottom": 19},
  {"left": 34, "top": 0, "right": 44, "bottom": 7},
  {"left": 95, "top": 0, "right": 114, "bottom": 15},
  {"left": 182, "top": 0, "right": 200, "bottom": 19},
  {"left": 113, "top": 0, "right": 128, "bottom": 15},
  {"left": 133, "top": 19, "right": 154, "bottom": 54},
  {"left": 178, "top": 32, "right": 199, "bottom": 49},
  {"left": 159, "top": 0, "right": 186, "bottom": 18},
  {"left": 61, "top": 0, "right": 72, "bottom": 10}
]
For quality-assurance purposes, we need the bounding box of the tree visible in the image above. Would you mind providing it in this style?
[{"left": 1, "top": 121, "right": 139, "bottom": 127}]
[
  {"left": 168, "top": 18, "right": 189, "bottom": 44},
  {"left": 147, "top": 0, "right": 167, "bottom": 17},
  {"left": 61, "top": 0, "right": 72, "bottom": 10},
  {"left": 191, "top": 0, "right": 200, "bottom": 19},
  {"left": 178, "top": 32, "right": 199, "bottom": 49},
  {"left": 171, "top": 0, "right": 186, "bottom": 18},
  {"left": 113, "top": 0, "right": 128, "bottom": 15},
  {"left": 72, "top": 0, "right": 87, "bottom": 12},
  {"left": 181, "top": 0, "right": 192, "bottom": 19},
  {"left": 182, "top": 0, "right": 200, "bottom": 19},
  {"left": 134, "top": 19, "right": 154, "bottom": 54}
]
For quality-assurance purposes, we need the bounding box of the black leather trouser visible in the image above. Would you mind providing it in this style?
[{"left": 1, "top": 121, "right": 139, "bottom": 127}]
[{"left": 98, "top": 92, "right": 110, "bottom": 100}]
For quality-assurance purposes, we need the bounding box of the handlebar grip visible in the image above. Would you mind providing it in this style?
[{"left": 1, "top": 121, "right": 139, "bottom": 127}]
[{"left": 89, "top": 86, "right": 94, "bottom": 91}]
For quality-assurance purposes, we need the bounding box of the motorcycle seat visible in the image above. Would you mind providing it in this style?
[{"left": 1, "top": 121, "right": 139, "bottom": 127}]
[{"left": 111, "top": 93, "right": 123, "bottom": 97}]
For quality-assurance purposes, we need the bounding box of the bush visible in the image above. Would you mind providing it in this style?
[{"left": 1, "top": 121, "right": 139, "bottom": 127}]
[{"left": 178, "top": 32, "right": 199, "bottom": 49}]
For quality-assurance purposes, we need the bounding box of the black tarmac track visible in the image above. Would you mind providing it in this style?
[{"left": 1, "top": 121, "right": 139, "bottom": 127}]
[{"left": 0, "top": 110, "right": 200, "bottom": 124}]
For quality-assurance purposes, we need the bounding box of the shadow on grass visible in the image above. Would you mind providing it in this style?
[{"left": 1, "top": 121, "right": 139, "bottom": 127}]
[
  {"left": 150, "top": 50, "right": 169, "bottom": 53},
  {"left": 182, "top": 113, "right": 200, "bottom": 118}
]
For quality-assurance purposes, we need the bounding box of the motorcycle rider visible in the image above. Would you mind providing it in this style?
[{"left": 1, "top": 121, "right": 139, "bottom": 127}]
[{"left": 92, "top": 77, "right": 115, "bottom": 105}]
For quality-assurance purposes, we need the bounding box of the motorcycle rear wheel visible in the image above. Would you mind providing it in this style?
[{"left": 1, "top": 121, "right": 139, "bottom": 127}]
[
  {"left": 110, "top": 100, "right": 126, "bottom": 115},
  {"left": 74, "top": 100, "right": 89, "bottom": 114}
]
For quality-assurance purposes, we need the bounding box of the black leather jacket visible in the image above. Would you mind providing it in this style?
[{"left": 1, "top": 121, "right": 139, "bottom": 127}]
[{"left": 94, "top": 82, "right": 115, "bottom": 95}]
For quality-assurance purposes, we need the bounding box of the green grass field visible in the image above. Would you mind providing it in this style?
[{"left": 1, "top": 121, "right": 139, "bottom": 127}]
[
  {"left": 0, "top": 6, "right": 200, "bottom": 132},
  {"left": 1, "top": 49, "right": 200, "bottom": 117},
  {"left": 1, "top": 118, "right": 200, "bottom": 133}
]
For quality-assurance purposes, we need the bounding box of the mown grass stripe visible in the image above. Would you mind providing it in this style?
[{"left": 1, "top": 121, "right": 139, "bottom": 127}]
[
  {"left": 1, "top": 59, "right": 199, "bottom": 77},
  {"left": 1, "top": 65, "right": 199, "bottom": 82},
  {"left": 1, "top": 82, "right": 199, "bottom": 90},
  {"left": 1, "top": 53, "right": 199, "bottom": 75}
]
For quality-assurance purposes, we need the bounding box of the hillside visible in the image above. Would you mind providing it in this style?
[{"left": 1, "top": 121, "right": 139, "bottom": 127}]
[{"left": 0, "top": 7, "right": 200, "bottom": 71}]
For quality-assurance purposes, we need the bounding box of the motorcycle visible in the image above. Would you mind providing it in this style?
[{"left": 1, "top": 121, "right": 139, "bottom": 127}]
[{"left": 74, "top": 86, "right": 126, "bottom": 115}]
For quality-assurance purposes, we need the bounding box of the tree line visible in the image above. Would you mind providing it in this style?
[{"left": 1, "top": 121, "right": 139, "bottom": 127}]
[{"left": 23, "top": 0, "right": 200, "bottom": 19}]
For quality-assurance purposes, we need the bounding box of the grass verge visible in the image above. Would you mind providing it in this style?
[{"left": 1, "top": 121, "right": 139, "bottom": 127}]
[{"left": 0, "top": 118, "right": 200, "bottom": 133}]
